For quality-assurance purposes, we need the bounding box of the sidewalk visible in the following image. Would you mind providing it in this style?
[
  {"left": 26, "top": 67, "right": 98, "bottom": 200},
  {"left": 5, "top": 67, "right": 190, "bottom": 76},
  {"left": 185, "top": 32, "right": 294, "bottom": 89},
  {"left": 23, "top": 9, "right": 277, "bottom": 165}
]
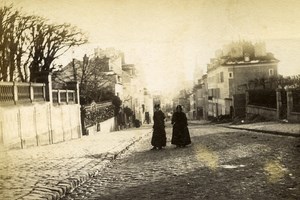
[
  {"left": 188, "top": 120, "right": 212, "bottom": 125},
  {"left": 0, "top": 126, "right": 152, "bottom": 200},
  {"left": 189, "top": 119, "right": 300, "bottom": 137},
  {"left": 222, "top": 121, "right": 300, "bottom": 137}
]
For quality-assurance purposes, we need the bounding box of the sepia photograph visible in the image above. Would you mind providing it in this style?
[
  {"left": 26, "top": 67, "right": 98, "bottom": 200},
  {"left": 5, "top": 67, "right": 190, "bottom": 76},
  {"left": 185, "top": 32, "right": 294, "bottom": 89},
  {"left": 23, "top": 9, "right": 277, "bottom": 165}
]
[{"left": 0, "top": 0, "right": 299, "bottom": 199}]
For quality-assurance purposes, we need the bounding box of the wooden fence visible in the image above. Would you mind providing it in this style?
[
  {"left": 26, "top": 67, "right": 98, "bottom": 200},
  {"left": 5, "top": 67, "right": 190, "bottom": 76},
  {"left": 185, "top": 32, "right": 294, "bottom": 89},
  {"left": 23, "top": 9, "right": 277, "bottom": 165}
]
[
  {"left": 52, "top": 89, "right": 76, "bottom": 104},
  {"left": 0, "top": 82, "right": 46, "bottom": 105},
  {"left": 0, "top": 82, "right": 77, "bottom": 106},
  {"left": 0, "top": 77, "right": 82, "bottom": 149}
]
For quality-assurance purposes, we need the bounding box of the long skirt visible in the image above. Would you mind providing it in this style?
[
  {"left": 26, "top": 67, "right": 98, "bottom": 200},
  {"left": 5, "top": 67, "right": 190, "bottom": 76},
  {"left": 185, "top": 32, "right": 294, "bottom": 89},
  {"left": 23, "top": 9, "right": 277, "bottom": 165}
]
[
  {"left": 151, "top": 127, "right": 166, "bottom": 147},
  {"left": 171, "top": 125, "right": 191, "bottom": 146}
]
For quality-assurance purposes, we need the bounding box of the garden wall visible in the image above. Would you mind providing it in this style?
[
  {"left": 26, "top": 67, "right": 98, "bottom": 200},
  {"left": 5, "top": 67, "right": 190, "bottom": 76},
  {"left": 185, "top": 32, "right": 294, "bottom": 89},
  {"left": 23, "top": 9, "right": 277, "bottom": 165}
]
[
  {"left": 85, "top": 117, "right": 115, "bottom": 135},
  {"left": 0, "top": 103, "right": 81, "bottom": 149}
]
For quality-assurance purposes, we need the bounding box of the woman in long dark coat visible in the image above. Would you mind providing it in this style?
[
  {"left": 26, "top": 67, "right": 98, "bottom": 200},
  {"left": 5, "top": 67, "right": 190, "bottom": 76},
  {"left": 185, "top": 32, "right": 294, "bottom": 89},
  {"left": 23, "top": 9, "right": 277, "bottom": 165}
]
[
  {"left": 151, "top": 104, "right": 166, "bottom": 150},
  {"left": 171, "top": 105, "right": 191, "bottom": 148}
]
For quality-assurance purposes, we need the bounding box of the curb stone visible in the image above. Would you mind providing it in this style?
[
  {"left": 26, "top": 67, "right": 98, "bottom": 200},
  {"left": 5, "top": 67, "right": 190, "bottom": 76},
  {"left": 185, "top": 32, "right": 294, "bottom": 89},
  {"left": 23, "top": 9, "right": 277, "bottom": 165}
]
[
  {"left": 221, "top": 125, "right": 300, "bottom": 137},
  {"left": 18, "top": 134, "right": 146, "bottom": 200}
]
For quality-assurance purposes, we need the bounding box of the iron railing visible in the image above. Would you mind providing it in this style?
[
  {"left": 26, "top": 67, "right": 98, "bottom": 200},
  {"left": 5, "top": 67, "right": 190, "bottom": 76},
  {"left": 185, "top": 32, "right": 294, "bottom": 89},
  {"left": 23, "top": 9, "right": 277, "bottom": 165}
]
[
  {"left": 291, "top": 89, "right": 300, "bottom": 112},
  {"left": 82, "top": 101, "right": 114, "bottom": 130}
]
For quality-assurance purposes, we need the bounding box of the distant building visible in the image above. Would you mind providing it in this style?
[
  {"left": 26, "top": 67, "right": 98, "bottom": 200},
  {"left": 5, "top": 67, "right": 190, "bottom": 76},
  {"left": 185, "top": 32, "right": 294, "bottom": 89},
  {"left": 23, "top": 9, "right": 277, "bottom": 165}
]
[
  {"left": 172, "top": 89, "right": 191, "bottom": 115},
  {"left": 93, "top": 48, "right": 124, "bottom": 99},
  {"left": 206, "top": 41, "right": 279, "bottom": 117},
  {"left": 143, "top": 88, "right": 154, "bottom": 123},
  {"left": 121, "top": 62, "right": 153, "bottom": 124},
  {"left": 122, "top": 64, "right": 136, "bottom": 108},
  {"left": 188, "top": 93, "right": 196, "bottom": 120},
  {"left": 193, "top": 74, "right": 208, "bottom": 120}
]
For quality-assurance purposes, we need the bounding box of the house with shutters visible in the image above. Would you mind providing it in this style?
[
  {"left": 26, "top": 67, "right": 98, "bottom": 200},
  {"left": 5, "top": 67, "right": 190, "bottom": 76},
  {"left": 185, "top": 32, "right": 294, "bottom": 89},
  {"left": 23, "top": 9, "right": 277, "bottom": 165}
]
[{"left": 206, "top": 41, "right": 279, "bottom": 117}]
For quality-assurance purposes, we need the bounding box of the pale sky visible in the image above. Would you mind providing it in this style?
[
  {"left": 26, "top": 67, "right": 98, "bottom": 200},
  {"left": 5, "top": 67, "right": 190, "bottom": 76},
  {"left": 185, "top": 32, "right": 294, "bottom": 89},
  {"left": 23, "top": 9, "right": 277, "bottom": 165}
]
[{"left": 2, "top": 0, "right": 300, "bottom": 92}]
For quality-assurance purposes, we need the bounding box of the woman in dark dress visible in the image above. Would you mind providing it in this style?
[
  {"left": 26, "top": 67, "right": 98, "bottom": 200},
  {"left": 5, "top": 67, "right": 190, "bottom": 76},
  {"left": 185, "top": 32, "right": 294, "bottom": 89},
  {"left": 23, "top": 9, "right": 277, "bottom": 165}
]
[
  {"left": 171, "top": 105, "right": 191, "bottom": 148},
  {"left": 151, "top": 104, "right": 167, "bottom": 150}
]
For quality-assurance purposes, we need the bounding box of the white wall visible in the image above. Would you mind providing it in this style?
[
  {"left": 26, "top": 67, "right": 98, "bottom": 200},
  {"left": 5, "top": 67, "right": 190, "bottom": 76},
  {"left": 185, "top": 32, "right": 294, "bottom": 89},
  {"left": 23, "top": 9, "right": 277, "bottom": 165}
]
[{"left": 0, "top": 103, "right": 81, "bottom": 149}]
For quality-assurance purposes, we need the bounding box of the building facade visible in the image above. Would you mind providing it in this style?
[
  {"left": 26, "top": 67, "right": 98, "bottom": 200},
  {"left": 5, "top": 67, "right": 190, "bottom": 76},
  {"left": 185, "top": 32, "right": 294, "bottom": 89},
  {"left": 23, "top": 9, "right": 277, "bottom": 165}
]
[
  {"left": 206, "top": 41, "right": 279, "bottom": 117},
  {"left": 94, "top": 48, "right": 124, "bottom": 100},
  {"left": 193, "top": 74, "right": 208, "bottom": 120}
]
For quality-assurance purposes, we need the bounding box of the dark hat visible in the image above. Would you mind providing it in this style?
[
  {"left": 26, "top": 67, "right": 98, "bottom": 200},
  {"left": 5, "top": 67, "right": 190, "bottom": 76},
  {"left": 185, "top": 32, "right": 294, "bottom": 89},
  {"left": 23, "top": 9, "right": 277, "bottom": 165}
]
[
  {"left": 154, "top": 104, "right": 160, "bottom": 108},
  {"left": 176, "top": 105, "right": 182, "bottom": 110}
]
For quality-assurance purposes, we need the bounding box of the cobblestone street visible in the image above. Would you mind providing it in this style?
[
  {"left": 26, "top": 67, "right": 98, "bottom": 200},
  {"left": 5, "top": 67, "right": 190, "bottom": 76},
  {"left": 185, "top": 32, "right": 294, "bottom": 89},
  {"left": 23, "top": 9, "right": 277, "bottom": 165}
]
[
  {"left": 0, "top": 128, "right": 150, "bottom": 200},
  {"left": 62, "top": 124, "right": 300, "bottom": 200},
  {"left": 2, "top": 2, "right": 300, "bottom": 200}
]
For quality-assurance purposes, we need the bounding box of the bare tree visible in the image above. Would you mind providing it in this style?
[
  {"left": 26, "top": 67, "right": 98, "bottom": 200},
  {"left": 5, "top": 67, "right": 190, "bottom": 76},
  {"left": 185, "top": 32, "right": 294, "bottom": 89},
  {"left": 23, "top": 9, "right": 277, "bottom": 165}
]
[
  {"left": 247, "top": 74, "right": 300, "bottom": 90},
  {"left": 0, "top": 4, "right": 18, "bottom": 81},
  {"left": 28, "top": 18, "right": 87, "bottom": 81},
  {"left": 0, "top": 4, "right": 87, "bottom": 82}
]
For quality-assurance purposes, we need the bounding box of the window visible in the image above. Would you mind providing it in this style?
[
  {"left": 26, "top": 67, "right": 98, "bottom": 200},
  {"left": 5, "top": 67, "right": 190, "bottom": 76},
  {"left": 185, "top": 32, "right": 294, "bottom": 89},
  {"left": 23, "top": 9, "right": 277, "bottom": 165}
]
[
  {"left": 229, "top": 72, "right": 233, "bottom": 79},
  {"left": 117, "top": 76, "right": 121, "bottom": 83},
  {"left": 220, "top": 72, "right": 224, "bottom": 82},
  {"left": 269, "top": 69, "right": 274, "bottom": 76}
]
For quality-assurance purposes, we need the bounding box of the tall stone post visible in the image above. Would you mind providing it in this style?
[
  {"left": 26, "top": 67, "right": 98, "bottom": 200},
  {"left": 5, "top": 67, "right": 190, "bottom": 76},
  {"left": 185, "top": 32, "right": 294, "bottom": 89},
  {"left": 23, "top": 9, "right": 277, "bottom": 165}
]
[
  {"left": 286, "top": 88, "right": 293, "bottom": 121},
  {"left": 276, "top": 89, "right": 282, "bottom": 120},
  {"left": 245, "top": 90, "right": 249, "bottom": 107},
  {"left": 31, "top": 71, "right": 53, "bottom": 146},
  {"left": 13, "top": 81, "right": 18, "bottom": 105},
  {"left": 32, "top": 71, "right": 52, "bottom": 103},
  {"left": 245, "top": 90, "right": 250, "bottom": 119},
  {"left": 29, "top": 82, "right": 34, "bottom": 102},
  {"left": 46, "top": 73, "right": 53, "bottom": 103},
  {"left": 66, "top": 81, "right": 82, "bottom": 137}
]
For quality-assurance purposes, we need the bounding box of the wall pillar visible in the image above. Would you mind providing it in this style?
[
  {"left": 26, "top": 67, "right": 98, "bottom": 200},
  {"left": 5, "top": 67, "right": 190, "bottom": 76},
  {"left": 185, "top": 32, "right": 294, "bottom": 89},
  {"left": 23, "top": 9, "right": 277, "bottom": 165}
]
[
  {"left": 32, "top": 71, "right": 52, "bottom": 103},
  {"left": 276, "top": 89, "right": 282, "bottom": 120},
  {"left": 66, "top": 81, "right": 82, "bottom": 138},
  {"left": 13, "top": 81, "right": 18, "bottom": 105},
  {"left": 286, "top": 89, "right": 293, "bottom": 120},
  {"left": 245, "top": 90, "right": 249, "bottom": 107},
  {"left": 245, "top": 91, "right": 249, "bottom": 119}
]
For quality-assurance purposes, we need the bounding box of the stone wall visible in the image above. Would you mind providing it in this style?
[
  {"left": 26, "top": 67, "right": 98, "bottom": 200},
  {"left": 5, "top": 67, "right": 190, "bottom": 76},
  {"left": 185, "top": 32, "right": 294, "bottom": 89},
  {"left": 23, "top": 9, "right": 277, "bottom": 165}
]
[
  {"left": 85, "top": 117, "right": 115, "bottom": 135},
  {"left": 246, "top": 89, "right": 300, "bottom": 122},
  {"left": 246, "top": 105, "right": 277, "bottom": 120}
]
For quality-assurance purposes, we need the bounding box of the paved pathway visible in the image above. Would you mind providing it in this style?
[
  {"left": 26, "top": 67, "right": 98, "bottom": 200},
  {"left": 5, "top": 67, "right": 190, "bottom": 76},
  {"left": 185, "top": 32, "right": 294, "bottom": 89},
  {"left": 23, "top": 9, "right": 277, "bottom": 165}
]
[
  {"left": 62, "top": 125, "right": 300, "bottom": 200},
  {"left": 0, "top": 127, "right": 152, "bottom": 200},
  {"left": 225, "top": 121, "right": 300, "bottom": 136},
  {"left": 0, "top": 120, "right": 299, "bottom": 200},
  {"left": 189, "top": 120, "right": 300, "bottom": 137}
]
